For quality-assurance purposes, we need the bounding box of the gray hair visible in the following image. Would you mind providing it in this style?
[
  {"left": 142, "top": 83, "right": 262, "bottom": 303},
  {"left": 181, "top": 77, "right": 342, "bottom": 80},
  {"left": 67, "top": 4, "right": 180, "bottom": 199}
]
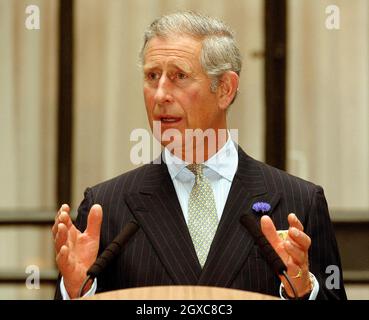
[{"left": 140, "top": 11, "right": 242, "bottom": 100}]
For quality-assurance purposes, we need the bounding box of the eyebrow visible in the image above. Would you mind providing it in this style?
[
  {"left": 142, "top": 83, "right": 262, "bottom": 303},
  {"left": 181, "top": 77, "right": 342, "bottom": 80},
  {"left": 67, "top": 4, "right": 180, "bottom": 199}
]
[
  {"left": 143, "top": 61, "right": 193, "bottom": 74},
  {"left": 143, "top": 63, "right": 160, "bottom": 71}
]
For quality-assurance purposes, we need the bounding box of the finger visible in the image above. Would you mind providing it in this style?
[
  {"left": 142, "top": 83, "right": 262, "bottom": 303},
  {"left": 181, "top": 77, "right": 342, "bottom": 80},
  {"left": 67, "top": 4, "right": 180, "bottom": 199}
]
[
  {"left": 59, "top": 211, "right": 74, "bottom": 230},
  {"left": 56, "top": 245, "right": 75, "bottom": 276},
  {"left": 61, "top": 204, "right": 70, "bottom": 213},
  {"left": 55, "top": 223, "right": 68, "bottom": 253},
  {"left": 52, "top": 204, "right": 70, "bottom": 237},
  {"left": 288, "top": 213, "right": 304, "bottom": 231},
  {"left": 260, "top": 215, "right": 282, "bottom": 250},
  {"left": 56, "top": 204, "right": 70, "bottom": 221},
  {"left": 284, "top": 240, "right": 307, "bottom": 266},
  {"left": 286, "top": 257, "right": 309, "bottom": 282},
  {"left": 288, "top": 227, "right": 311, "bottom": 251},
  {"left": 85, "top": 204, "right": 103, "bottom": 238},
  {"left": 286, "top": 257, "right": 303, "bottom": 275},
  {"left": 52, "top": 220, "right": 58, "bottom": 239}
]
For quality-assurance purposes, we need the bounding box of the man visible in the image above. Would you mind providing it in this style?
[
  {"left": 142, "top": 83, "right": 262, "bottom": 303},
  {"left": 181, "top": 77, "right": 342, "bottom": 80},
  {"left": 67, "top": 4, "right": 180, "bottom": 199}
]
[{"left": 53, "top": 11, "right": 346, "bottom": 300}]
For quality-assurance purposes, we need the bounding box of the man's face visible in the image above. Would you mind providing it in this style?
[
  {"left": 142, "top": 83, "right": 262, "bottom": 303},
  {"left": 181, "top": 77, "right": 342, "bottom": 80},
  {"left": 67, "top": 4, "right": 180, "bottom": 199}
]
[{"left": 143, "top": 35, "right": 227, "bottom": 148}]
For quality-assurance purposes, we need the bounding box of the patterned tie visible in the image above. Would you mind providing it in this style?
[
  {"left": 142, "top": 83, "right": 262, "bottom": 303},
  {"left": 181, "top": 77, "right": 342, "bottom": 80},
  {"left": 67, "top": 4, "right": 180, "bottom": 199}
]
[{"left": 187, "top": 164, "right": 218, "bottom": 268}]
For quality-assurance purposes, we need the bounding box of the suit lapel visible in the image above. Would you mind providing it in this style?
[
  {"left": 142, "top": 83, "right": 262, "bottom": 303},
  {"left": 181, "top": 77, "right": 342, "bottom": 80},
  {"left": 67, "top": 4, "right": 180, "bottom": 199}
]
[
  {"left": 198, "top": 147, "right": 281, "bottom": 286},
  {"left": 125, "top": 159, "right": 202, "bottom": 285}
]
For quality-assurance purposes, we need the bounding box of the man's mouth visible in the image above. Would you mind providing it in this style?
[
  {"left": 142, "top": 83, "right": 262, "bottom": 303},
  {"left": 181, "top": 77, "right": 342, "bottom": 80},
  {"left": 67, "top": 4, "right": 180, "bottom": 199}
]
[{"left": 160, "top": 117, "right": 182, "bottom": 123}]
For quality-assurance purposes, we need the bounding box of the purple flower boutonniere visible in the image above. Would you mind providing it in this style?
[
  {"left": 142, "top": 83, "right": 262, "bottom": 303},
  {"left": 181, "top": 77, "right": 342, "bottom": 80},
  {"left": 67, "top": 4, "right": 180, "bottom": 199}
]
[{"left": 252, "top": 202, "right": 271, "bottom": 214}]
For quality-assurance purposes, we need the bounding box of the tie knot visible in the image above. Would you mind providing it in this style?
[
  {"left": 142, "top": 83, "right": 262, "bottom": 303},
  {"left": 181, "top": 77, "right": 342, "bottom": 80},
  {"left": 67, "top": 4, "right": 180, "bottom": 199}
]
[{"left": 187, "top": 164, "right": 204, "bottom": 177}]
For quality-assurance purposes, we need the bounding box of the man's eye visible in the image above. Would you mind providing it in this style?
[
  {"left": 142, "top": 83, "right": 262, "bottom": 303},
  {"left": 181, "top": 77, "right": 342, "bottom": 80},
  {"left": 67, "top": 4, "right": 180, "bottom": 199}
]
[
  {"left": 176, "top": 72, "right": 188, "bottom": 80},
  {"left": 146, "top": 72, "right": 160, "bottom": 81}
]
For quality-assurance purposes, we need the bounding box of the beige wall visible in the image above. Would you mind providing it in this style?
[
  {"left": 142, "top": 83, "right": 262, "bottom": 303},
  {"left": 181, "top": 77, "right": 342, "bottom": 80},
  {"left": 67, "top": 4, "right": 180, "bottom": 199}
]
[
  {"left": 0, "top": 0, "right": 57, "bottom": 299},
  {"left": 0, "top": 0, "right": 57, "bottom": 209},
  {"left": 287, "top": 0, "right": 369, "bottom": 211}
]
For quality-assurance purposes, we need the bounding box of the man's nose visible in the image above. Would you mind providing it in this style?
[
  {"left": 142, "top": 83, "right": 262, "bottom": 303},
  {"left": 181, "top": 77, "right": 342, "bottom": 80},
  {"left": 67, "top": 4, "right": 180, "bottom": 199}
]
[{"left": 154, "top": 75, "right": 174, "bottom": 104}]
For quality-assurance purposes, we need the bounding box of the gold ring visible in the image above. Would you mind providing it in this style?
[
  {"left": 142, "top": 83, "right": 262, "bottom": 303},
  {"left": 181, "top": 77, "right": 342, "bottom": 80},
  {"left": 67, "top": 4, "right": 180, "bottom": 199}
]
[{"left": 291, "top": 268, "right": 302, "bottom": 279}]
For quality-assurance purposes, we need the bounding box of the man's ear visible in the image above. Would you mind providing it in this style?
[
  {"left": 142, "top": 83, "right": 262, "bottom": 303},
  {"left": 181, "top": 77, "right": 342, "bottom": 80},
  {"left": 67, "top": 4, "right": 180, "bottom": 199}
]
[{"left": 216, "top": 71, "right": 239, "bottom": 110}]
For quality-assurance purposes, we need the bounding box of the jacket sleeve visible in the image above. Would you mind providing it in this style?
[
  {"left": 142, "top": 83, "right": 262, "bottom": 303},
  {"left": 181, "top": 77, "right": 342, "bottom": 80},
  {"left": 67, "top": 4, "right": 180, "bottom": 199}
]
[{"left": 305, "top": 186, "right": 347, "bottom": 300}]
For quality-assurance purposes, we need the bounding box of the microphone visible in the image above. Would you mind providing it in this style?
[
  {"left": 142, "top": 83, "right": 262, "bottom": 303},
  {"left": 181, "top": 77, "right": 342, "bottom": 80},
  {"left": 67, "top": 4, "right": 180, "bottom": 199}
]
[
  {"left": 240, "top": 214, "right": 286, "bottom": 275},
  {"left": 78, "top": 221, "right": 139, "bottom": 297},
  {"left": 87, "top": 221, "right": 139, "bottom": 278}
]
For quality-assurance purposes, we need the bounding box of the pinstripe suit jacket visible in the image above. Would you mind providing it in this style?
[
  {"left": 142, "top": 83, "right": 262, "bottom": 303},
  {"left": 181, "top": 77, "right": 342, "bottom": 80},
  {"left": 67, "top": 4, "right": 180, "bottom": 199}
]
[{"left": 55, "top": 147, "right": 347, "bottom": 299}]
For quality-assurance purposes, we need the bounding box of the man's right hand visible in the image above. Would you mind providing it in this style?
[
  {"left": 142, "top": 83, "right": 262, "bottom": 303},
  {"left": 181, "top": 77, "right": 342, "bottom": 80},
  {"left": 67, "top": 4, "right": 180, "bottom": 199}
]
[{"left": 52, "top": 204, "right": 103, "bottom": 299}]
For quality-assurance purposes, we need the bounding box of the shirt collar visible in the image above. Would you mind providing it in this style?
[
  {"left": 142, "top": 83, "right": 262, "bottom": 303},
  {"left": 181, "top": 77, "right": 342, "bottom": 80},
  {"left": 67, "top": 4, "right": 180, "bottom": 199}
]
[{"left": 164, "top": 132, "right": 238, "bottom": 182}]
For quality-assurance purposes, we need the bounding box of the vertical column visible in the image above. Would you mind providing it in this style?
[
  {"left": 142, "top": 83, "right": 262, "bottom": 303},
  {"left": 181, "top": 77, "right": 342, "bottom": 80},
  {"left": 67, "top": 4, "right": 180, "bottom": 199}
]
[
  {"left": 57, "top": 0, "right": 74, "bottom": 205},
  {"left": 264, "top": 0, "right": 287, "bottom": 170}
]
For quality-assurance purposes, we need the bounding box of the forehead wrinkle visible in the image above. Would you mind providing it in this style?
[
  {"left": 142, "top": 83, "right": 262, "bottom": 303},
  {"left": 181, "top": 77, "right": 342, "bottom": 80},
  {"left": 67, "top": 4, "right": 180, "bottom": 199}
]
[
  {"left": 144, "top": 39, "right": 202, "bottom": 65},
  {"left": 144, "top": 54, "right": 198, "bottom": 73},
  {"left": 146, "top": 46, "right": 198, "bottom": 56},
  {"left": 145, "top": 39, "right": 201, "bottom": 56},
  {"left": 145, "top": 49, "right": 198, "bottom": 62},
  {"left": 146, "top": 59, "right": 193, "bottom": 72},
  {"left": 143, "top": 37, "right": 205, "bottom": 75}
]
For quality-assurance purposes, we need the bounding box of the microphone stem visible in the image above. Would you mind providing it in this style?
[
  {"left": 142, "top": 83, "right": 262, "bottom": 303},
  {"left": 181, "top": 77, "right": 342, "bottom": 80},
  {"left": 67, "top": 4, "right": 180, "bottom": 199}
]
[
  {"left": 78, "top": 274, "right": 92, "bottom": 298},
  {"left": 282, "top": 270, "right": 298, "bottom": 299}
]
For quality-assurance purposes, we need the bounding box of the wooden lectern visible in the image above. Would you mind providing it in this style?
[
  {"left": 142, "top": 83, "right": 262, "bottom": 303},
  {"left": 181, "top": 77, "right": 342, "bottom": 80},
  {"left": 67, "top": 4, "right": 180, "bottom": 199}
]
[{"left": 82, "top": 285, "right": 279, "bottom": 300}]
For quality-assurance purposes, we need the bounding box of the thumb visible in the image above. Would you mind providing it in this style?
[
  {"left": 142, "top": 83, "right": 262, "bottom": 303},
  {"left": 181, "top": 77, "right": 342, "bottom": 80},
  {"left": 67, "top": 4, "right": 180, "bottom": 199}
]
[
  {"left": 85, "top": 204, "right": 103, "bottom": 238},
  {"left": 260, "top": 215, "right": 281, "bottom": 250}
]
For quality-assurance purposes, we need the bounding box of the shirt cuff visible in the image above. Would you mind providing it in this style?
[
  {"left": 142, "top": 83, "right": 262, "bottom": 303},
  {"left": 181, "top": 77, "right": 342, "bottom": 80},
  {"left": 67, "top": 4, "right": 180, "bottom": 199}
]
[
  {"left": 60, "top": 276, "right": 97, "bottom": 300},
  {"left": 279, "top": 272, "right": 319, "bottom": 300}
]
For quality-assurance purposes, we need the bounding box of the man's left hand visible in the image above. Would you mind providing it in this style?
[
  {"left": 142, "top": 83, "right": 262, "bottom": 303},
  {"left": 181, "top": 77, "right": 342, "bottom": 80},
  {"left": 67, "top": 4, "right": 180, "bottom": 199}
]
[{"left": 261, "top": 213, "right": 312, "bottom": 298}]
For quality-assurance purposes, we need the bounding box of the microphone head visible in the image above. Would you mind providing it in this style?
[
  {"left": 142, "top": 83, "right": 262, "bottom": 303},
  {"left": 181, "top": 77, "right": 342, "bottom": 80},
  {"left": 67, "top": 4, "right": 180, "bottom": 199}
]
[{"left": 240, "top": 214, "right": 259, "bottom": 234}]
